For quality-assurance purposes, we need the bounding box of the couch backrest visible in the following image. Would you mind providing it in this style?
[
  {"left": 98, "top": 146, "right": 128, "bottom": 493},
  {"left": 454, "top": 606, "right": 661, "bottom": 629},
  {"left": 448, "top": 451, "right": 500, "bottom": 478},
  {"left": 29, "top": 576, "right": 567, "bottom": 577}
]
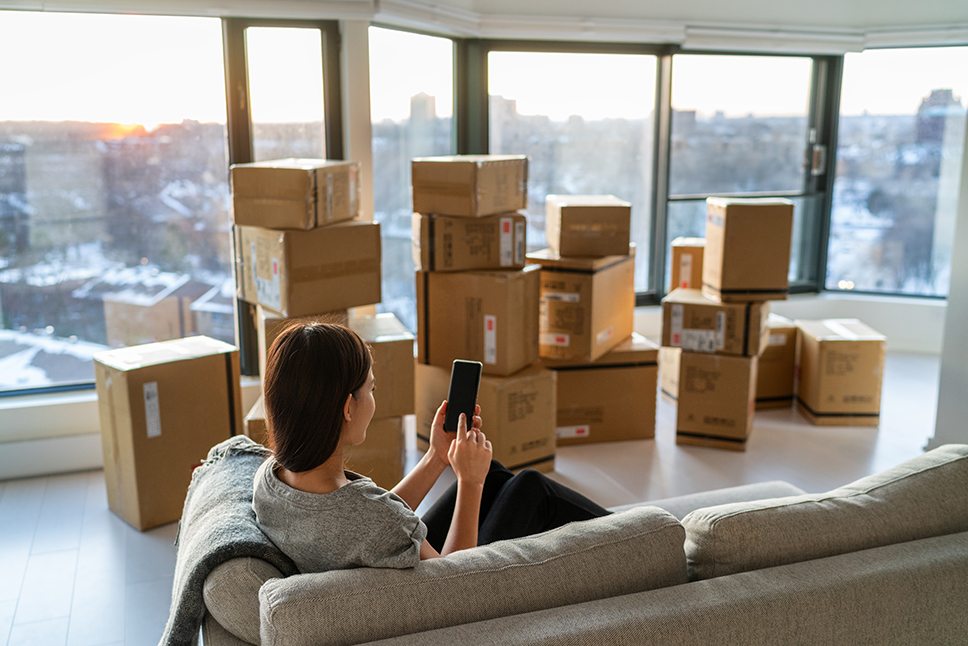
[
  {"left": 259, "top": 505, "right": 686, "bottom": 646},
  {"left": 683, "top": 444, "right": 968, "bottom": 580}
]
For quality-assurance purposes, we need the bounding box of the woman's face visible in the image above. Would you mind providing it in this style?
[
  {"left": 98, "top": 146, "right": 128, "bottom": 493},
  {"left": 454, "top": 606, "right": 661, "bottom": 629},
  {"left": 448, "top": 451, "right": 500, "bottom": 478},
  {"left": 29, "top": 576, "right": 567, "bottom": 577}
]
[{"left": 341, "top": 369, "right": 376, "bottom": 447}]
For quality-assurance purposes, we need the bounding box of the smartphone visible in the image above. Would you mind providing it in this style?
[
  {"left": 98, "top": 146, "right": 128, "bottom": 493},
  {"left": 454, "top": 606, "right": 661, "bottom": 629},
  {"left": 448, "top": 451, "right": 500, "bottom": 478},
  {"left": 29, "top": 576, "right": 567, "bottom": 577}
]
[{"left": 443, "top": 360, "right": 483, "bottom": 433}]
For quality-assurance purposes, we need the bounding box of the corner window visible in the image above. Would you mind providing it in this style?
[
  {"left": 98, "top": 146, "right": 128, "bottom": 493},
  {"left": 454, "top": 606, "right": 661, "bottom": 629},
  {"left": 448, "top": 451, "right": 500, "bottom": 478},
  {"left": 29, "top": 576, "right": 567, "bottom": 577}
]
[
  {"left": 828, "top": 46, "right": 968, "bottom": 296},
  {"left": 487, "top": 50, "right": 658, "bottom": 292},
  {"left": 0, "top": 11, "right": 231, "bottom": 394}
]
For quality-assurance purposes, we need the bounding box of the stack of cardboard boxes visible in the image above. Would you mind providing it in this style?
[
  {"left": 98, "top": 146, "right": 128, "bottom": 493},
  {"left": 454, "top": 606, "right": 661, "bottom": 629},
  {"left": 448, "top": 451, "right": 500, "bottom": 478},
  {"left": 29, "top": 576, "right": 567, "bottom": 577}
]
[
  {"left": 412, "top": 155, "right": 559, "bottom": 473},
  {"left": 231, "top": 158, "right": 414, "bottom": 488},
  {"left": 660, "top": 198, "right": 793, "bottom": 451},
  {"left": 530, "top": 195, "right": 659, "bottom": 446}
]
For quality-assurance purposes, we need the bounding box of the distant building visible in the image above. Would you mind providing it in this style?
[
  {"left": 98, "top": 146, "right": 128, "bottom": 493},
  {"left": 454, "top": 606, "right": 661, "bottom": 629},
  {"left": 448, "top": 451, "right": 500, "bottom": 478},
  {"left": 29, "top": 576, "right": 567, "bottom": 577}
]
[
  {"left": 916, "top": 89, "right": 964, "bottom": 145},
  {"left": 0, "top": 142, "right": 30, "bottom": 254},
  {"left": 72, "top": 265, "right": 212, "bottom": 348}
]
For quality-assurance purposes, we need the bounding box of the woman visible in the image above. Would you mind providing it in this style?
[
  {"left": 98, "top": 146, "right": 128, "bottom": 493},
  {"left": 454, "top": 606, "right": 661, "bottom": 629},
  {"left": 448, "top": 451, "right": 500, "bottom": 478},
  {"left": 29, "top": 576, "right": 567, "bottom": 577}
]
[{"left": 253, "top": 320, "right": 609, "bottom": 573}]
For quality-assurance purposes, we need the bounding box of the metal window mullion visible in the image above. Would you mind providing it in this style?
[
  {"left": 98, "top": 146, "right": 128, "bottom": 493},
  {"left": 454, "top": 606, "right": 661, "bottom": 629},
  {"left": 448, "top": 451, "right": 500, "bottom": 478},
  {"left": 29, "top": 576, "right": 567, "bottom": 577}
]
[
  {"left": 320, "top": 20, "right": 344, "bottom": 160},
  {"left": 455, "top": 38, "right": 488, "bottom": 154},
  {"left": 644, "top": 51, "right": 674, "bottom": 306},
  {"left": 816, "top": 56, "right": 844, "bottom": 293}
]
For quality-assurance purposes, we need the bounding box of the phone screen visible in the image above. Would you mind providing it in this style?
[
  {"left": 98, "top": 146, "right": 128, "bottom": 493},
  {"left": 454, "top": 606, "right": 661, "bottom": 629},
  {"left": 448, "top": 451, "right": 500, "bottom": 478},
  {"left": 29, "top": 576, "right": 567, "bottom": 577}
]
[{"left": 443, "top": 360, "right": 483, "bottom": 433}]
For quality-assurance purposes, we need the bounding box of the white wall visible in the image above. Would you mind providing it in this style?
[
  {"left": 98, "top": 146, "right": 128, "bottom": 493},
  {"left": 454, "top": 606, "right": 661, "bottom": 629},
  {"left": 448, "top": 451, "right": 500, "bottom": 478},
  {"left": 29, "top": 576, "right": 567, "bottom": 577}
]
[{"left": 929, "top": 113, "right": 968, "bottom": 448}]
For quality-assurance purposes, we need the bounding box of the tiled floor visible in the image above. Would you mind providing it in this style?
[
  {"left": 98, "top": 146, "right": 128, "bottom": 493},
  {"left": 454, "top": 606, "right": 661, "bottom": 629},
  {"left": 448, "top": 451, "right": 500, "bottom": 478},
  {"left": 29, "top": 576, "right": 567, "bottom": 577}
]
[{"left": 0, "top": 352, "right": 941, "bottom": 645}]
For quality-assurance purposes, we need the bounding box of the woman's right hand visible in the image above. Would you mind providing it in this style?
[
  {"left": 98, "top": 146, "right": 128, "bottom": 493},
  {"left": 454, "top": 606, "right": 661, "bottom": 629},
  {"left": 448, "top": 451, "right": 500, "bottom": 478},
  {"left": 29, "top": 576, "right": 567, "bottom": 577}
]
[{"left": 447, "top": 413, "right": 491, "bottom": 487}]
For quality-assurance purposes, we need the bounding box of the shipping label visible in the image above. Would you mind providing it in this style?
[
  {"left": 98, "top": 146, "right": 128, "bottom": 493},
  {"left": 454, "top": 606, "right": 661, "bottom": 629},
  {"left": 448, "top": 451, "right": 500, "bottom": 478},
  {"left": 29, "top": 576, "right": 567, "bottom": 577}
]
[
  {"left": 251, "top": 241, "right": 281, "bottom": 311},
  {"left": 679, "top": 253, "right": 693, "bottom": 288},
  {"left": 540, "top": 333, "right": 570, "bottom": 347},
  {"left": 596, "top": 325, "right": 614, "bottom": 346},
  {"left": 715, "top": 311, "right": 726, "bottom": 350},
  {"left": 681, "top": 329, "right": 717, "bottom": 353},
  {"left": 515, "top": 221, "right": 526, "bottom": 265},
  {"left": 484, "top": 315, "right": 497, "bottom": 364},
  {"left": 556, "top": 425, "right": 590, "bottom": 439},
  {"left": 143, "top": 381, "right": 162, "bottom": 438},
  {"left": 769, "top": 332, "right": 788, "bottom": 347},
  {"left": 499, "top": 217, "right": 513, "bottom": 266},
  {"left": 670, "top": 304, "right": 684, "bottom": 346}
]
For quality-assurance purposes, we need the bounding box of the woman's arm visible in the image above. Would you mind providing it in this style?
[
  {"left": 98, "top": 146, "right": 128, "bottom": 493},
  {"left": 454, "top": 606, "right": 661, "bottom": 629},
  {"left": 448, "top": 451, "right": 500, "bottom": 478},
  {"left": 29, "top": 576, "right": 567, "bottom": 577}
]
[
  {"left": 438, "top": 413, "right": 491, "bottom": 556},
  {"left": 391, "top": 402, "right": 481, "bottom": 512}
]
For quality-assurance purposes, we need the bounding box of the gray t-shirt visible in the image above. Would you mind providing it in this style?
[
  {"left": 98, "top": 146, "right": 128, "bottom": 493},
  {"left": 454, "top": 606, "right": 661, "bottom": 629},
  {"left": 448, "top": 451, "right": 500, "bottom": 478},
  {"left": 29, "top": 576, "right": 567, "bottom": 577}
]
[{"left": 253, "top": 457, "right": 427, "bottom": 574}]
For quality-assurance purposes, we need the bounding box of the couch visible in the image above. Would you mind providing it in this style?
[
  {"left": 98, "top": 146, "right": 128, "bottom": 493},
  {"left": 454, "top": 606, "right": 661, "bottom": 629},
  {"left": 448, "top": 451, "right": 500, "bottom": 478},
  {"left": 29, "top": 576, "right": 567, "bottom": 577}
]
[{"left": 196, "top": 443, "right": 968, "bottom": 646}]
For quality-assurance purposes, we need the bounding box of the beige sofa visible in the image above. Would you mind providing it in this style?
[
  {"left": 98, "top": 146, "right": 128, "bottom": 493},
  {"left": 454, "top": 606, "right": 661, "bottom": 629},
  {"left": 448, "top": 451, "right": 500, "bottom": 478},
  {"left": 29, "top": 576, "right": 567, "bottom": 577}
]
[{"left": 199, "top": 444, "right": 968, "bottom": 646}]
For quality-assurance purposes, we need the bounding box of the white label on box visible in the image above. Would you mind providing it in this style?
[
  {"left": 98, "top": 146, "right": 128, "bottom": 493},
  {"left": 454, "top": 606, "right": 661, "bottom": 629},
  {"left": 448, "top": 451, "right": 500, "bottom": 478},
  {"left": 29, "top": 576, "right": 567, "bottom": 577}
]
[
  {"left": 769, "top": 332, "right": 788, "bottom": 346},
  {"left": 484, "top": 315, "right": 497, "bottom": 364},
  {"left": 707, "top": 213, "right": 725, "bottom": 228},
  {"left": 499, "top": 217, "right": 513, "bottom": 267},
  {"left": 670, "top": 304, "right": 684, "bottom": 346},
  {"left": 255, "top": 258, "right": 281, "bottom": 312},
  {"left": 681, "top": 329, "right": 717, "bottom": 353},
  {"left": 715, "top": 311, "right": 726, "bottom": 350},
  {"left": 539, "top": 299, "right": 549, "bottom": 332},
  {"left": 541, "top": 333, "right": 570, "bottom": 347},
  {"left": 515, "top": 221, "right": 526, "bottom": 265},
  {"left": 326, "top": 173, "right": 335, "bottom": 221},
  {"left": 557, "top": 424, "right": 590, "bottom": 439},
  {"left": 679, "top": 254, "right": 693, "bottom": 289},
  {"left": 143, "top": 381, "right": 162, "bottom": 438},
  {"left": 544, "top": 291, "right": 580, "bottom": 303},
  {"left": 596, "top": 325, "right": 614, "bottom": 346}
]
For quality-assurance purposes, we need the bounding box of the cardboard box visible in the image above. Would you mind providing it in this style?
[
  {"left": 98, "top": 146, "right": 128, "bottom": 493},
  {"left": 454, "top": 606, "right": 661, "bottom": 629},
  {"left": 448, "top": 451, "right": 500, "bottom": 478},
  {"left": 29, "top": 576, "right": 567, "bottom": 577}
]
[
  {"left": 235, "top": 220, "right": 381, "bottom": 317},
  {"left": 756, "top": 313, "right": 797, "bottom": 410},
  {"left": 416, "top": 265, "right": 540, "bottom": 377},
  {"left": 542, "top": 333, "right": 658, "bottom": 445},
  {"left": 411, "top": 155, "right": 528, "bottom": 217},
  {"left": 659, "top": 346, "right": 681, "bottom": 403},
  {"left": 256, "top": 305, "right": 349, "bottom": 379},
  {"left": 244, "top": 395, "right": 269, "bottom": 446},
  {"left": 344, "top": 416, "right": 405, "bottom": 490},
  {"left": 94, "top": 336, "right": 243, "bottom": 530},
  {"left": 231, "top": 158, "right": 361, "bottom": 230},
  {"left": 795, "top": 319, "right": 886, "bottom": 426},
  {"left": 416, "top": 362, "right": 556, "bottom": 473},
  {"left": 412, "top": 212, "right": 527, "bottom": 272},
  {"left": 661, "top": 288, "right": 769, "bottom": 357},
  {"left": 349, "top": 313, "right": 415, "bottom": 418},
  {"left": 675, "top": 352, "right": 757, "bottom": 452},
  {"left": 528, "top": 247, "right": 635, "bottom": 362},
  {"left": 669, "top": 237, "right": 705, "bottom": 291},
  {"left": 545, "top": 195, "right": 632, "bottom": 257},
  {"left": 702, "top": 198, "right": 793, "bottom": 302}
]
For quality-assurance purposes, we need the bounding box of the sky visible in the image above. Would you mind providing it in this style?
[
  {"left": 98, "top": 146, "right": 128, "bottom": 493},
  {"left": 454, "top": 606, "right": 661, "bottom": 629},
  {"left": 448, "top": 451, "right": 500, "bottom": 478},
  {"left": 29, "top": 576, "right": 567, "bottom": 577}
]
[{"left": 1, "top": 11, "right": 967, "bottom": 128}]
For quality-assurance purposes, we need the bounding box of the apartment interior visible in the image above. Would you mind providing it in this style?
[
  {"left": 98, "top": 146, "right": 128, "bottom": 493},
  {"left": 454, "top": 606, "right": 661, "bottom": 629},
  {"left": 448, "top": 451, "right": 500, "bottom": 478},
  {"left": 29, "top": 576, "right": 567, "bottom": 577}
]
[{"left": 1, "top": 0, "right": 968, "bottom": 644}]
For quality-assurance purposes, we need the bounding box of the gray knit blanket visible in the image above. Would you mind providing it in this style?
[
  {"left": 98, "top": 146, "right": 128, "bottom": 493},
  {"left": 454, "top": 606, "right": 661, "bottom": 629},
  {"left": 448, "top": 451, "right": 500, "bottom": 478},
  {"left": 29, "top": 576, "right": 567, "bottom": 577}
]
[{"left": 159, "top": 435, "right": 297, "bottom": 646}]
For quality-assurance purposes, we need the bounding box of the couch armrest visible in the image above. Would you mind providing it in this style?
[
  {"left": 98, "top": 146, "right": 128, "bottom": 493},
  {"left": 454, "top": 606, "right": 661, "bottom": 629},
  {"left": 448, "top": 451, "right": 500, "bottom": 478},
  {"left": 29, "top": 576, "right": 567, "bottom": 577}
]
[{"left": 204, "top": 557, "right": 284, "bottom": 644}]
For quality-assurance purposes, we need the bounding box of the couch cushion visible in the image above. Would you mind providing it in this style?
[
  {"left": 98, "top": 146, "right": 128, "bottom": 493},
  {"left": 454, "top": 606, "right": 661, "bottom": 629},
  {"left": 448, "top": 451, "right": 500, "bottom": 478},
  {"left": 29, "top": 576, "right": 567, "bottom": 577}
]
[
  {"left": 683, "top": 444, "right": 968, "bottom": 580},
  {"left": 204, "top": 557, "right": 283, "bottom": 644},
  {"left": 259, "top": 506, "right": 686, "bottom": 646},
  {"left": 610, "top": 480, "right": 807, "bottom": 518}
]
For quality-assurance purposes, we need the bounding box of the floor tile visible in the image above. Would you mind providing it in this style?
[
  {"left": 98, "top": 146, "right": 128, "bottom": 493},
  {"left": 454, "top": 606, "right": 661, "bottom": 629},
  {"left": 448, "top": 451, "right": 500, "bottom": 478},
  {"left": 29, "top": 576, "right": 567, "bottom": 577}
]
[
  {"left": 125, "top": 523, "right": 178, "bottom": 586},
  {"left": 12, "top": 550, "right": 77, "bottom": 625},
  {"left": 7, "top": 617, "right": 69, "bottom": 646},
  {"left": 124, "top": 575, "right": 174, "bottom": 646},
  {"left": 0, "top": 599, "right": 16, "bottom": 646},
  {"left": 31, "top": 472, "right": 88, "bottom": 555}
]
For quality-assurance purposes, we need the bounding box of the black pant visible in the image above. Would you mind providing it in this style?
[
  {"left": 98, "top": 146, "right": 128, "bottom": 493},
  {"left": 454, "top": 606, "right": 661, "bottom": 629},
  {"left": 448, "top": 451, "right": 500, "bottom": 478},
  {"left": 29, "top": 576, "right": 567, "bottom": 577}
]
[{"left": 422, "top": 460, "right": 611, "bottom": 551}]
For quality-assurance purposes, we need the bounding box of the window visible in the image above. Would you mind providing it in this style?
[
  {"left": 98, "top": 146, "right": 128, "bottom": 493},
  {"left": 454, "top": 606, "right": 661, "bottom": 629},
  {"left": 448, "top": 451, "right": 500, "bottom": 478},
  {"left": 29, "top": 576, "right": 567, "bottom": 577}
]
[
  {"left": 665, "top": 54, "right": 817, "bottom": 291},
  {"left": 828, "top": 46, "right": 968, "bottom": 296},
  {"left": 246, "top": 27, "right": 327, "bottom": 161},
  {"left": 488, "top": 50, "right": 657, "bottom": 292},
  {"left": 369, "top": 26, "right": 455, "bottom": 331},
  {"left": 0, "top": 11, "right": 231, "bottom": 394}
]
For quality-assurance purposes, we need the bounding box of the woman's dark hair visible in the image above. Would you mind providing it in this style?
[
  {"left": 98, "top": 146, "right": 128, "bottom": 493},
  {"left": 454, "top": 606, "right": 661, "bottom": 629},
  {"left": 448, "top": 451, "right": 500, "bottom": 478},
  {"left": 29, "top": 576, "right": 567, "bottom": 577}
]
[{"left": 263, "top": 320, "right": 372, "bottom": 473}]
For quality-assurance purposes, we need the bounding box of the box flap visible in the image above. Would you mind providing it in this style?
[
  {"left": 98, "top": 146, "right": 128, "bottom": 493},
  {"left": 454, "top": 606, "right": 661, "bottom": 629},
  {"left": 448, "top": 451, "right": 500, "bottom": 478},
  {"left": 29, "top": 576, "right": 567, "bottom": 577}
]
[
  {"left": 527, "top": 245, "right": 635, "bottom": 271},
  {"left": 95, "top": 335, "right": 235, "bottom": 371}
]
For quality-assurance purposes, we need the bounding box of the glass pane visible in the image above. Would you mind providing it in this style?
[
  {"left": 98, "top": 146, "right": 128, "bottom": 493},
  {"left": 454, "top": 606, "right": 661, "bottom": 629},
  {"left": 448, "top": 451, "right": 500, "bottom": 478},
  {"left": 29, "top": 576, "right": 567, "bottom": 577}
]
[
  {"left": 247, "top": 27, "right": 325, "bottom": 161},
  {"left": 488, "top": 51, "right": 657, "bottom": 292},
  {"left": 669, "top": 54, "right": 812, "bottom": 195},
  {"left": 0, "top": 12, "right": 231, "bottom": 394},
  {"left": 369, "top": 26, "right": 454, "bottom": 331},
  {"left": 828, "top": 46, "right": 968, "bottom": 296},
  {"left": 666, "top": 195, "right": 819, "bottom": 288}
]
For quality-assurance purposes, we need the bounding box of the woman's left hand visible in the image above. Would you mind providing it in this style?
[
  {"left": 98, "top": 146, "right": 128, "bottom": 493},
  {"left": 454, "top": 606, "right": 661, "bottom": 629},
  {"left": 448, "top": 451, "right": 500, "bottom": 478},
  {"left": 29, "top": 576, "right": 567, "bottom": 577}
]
[{"left": 429, "top": 401, "right": 482, "bottom": 466}]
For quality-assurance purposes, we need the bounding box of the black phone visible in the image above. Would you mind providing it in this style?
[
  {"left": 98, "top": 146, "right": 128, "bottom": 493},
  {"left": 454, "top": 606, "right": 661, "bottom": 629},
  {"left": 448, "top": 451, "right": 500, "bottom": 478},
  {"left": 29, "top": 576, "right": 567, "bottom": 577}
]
[{"left": 443, "top": 359, "right": 483, "bottom": 433}]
